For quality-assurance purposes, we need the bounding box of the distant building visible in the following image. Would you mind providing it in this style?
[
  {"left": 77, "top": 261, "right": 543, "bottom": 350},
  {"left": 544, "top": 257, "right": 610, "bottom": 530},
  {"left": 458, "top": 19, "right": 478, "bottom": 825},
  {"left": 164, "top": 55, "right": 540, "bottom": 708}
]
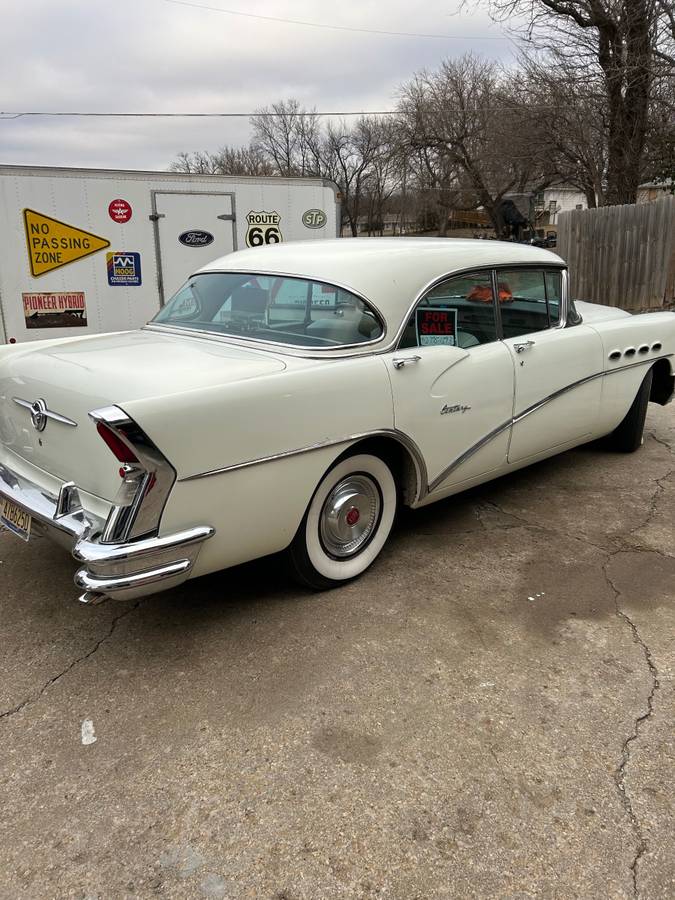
[
  {"left": 638, "top": 180, "right": 674, "bottom": 203},
  {"left": 535, "top": 186, "right": 587, "bottom": 224},
  {"left": 504, "top": 185, "right": 587, "bottom": 228}
]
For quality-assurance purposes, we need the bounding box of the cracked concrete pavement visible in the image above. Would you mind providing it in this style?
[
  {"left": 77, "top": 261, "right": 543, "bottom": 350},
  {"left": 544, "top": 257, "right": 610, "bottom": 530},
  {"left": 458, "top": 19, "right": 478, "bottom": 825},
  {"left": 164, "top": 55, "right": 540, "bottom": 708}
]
[{"left": 1, "top": 405, "right": 673, "bottom": 900}]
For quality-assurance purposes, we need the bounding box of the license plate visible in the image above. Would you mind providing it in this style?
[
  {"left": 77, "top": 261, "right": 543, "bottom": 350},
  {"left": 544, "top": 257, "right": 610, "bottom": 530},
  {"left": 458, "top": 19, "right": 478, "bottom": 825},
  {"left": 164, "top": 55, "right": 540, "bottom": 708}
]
[{"left": 0, "top": 497, "right": 32, "bottom": 542}]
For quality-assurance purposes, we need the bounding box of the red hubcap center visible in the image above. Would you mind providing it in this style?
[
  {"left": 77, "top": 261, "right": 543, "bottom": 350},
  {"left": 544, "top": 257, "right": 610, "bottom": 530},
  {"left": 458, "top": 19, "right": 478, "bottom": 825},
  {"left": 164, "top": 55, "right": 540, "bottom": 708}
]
[{"left": 345, "top": 507, "right": 360, "bottom": 527}]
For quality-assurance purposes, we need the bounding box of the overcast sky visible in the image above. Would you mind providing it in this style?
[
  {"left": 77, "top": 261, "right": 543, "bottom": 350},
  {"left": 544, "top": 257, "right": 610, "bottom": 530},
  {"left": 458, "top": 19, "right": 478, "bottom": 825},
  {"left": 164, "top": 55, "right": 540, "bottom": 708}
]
[{"left": 1, "top": 0, "right": 515, "bottom": 171}]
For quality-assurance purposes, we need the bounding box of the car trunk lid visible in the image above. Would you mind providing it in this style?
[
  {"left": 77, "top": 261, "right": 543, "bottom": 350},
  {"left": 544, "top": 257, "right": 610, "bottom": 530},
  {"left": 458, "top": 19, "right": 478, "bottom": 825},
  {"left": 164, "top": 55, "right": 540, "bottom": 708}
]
[{"left": 0, "top": 329, "right": 286, "bottom": 499}]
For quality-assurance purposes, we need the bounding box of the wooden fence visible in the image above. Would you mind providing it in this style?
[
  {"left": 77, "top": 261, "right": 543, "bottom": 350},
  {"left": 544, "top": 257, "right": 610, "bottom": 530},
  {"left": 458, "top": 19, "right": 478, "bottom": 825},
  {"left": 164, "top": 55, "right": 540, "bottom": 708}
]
[{"left": 557, "top": 195, "right": 675, "bottom": 310}]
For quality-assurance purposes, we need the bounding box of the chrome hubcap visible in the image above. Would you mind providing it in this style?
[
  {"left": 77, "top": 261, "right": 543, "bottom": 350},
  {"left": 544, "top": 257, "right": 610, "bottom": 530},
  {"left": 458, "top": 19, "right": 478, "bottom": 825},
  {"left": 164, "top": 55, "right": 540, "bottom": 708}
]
[{"left": 319, "top": 475, "right": 381, "bottom": 558}]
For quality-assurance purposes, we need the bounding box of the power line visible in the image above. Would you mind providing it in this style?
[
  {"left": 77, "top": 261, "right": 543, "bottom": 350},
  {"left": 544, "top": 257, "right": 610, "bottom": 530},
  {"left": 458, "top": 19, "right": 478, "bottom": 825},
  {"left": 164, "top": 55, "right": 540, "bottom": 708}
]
[
  {"left": 0, "top": 110, "right": 394, "bottom": 120},
  {"left": 0, "top": 105, "right": 580, "bottom": 121},
  {"left": 161, "top": 0, "right": 510, "bottom": 40}
]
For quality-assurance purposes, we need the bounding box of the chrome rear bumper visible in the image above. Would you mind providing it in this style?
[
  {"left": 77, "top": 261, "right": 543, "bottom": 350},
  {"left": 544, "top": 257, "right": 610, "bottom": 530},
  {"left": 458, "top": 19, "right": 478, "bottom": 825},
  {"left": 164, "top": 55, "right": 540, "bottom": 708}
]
[{"left": 0, "top": 462, "right": 214, "bottom": 603}]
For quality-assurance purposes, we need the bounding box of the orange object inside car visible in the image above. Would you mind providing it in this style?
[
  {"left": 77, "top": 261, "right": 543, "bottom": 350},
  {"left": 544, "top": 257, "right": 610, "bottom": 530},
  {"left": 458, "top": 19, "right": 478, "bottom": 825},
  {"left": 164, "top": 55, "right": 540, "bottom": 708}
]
[{"left": 467, "top": 283, "right": 513, "bottom": 303}]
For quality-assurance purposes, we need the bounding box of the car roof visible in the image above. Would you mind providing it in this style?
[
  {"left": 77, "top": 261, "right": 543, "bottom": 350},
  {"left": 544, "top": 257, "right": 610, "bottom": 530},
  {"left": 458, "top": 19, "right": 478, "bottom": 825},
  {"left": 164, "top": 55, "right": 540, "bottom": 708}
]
[{"left": 198, "top": 237, "right": 566, "bottom": 332}]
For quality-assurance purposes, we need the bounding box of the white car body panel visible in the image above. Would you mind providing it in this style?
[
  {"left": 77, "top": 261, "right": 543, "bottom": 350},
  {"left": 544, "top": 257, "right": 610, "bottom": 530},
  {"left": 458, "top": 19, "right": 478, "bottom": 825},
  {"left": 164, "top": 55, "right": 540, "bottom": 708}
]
[
  {"left": 505, "top": 324, "right": 604, "bottom": 462},
  {"left": 575, "top": 300, "right": 632, "bottom": 323},
  {"left": 0, "top": 238, "right": 673, "bottom": 603},
  {"left": 387, "top": 342, "right": 514, "bottom": 493}
]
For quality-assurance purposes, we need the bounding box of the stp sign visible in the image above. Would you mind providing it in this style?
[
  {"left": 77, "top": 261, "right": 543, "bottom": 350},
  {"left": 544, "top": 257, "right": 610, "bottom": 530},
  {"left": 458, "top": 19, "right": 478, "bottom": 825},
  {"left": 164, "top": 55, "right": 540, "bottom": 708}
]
[{"left": 108, "top": 198, "right": 132, "bottom": 224}]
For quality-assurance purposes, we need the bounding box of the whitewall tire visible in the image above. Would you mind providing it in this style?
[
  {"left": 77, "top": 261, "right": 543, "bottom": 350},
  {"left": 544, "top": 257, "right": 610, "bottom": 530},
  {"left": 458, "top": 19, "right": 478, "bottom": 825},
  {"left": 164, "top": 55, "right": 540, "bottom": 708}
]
[{"left": 288, "top": 453, "right": 397, "bottom": 589}]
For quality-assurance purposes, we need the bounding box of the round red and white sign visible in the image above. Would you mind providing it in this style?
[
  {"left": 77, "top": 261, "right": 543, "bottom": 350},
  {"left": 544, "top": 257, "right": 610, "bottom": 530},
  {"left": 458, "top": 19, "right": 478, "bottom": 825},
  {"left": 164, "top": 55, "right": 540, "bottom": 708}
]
[{"left": 108, "top": 198, "right": 132, "bottom": 223}]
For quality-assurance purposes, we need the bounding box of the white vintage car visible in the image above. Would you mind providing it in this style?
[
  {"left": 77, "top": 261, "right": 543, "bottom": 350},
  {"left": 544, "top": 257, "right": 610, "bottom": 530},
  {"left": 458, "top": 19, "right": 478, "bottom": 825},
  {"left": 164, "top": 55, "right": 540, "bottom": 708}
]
[{"left": 1, "top": 239, "right": 673, "bottom": 604}]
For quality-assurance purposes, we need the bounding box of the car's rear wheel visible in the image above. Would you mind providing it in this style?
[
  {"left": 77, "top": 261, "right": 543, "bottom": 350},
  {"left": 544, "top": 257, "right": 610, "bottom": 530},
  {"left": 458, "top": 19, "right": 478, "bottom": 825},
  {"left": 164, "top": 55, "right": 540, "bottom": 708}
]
[
  {"left": 605, "top": 368, "right": 653, "bottom": 453},
  {"left": 288, "top": 453, "right": 397, "bottom": 590}
]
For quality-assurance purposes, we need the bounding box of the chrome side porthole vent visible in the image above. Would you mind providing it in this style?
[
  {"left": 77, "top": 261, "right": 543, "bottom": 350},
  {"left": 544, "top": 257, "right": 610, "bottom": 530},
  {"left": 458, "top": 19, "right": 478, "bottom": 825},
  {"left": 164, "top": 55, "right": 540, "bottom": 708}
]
[
  {"left": 608, "top": 350, "right": 622, "bottom": 361},
  {"left": 652, "top": 341, "right": 662, "bottom": 352},
  {"left": 624, "top": 347, "right": 636, "bottom": 357},
  {"left": 638, "top": 344, "right": 650, "bottom": 354}
]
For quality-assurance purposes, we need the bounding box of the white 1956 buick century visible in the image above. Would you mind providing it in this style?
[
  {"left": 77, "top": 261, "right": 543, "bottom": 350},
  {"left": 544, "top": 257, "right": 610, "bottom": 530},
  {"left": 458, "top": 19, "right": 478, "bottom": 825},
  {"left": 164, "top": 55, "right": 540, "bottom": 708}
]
[{"left": 1, "top": 239, "right": 673, "bottom": 604}]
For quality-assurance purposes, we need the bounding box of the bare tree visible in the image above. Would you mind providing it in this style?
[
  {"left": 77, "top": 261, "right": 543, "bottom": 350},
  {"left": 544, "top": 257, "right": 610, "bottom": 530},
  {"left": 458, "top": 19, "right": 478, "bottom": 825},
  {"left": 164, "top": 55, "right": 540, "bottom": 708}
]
[
  {"left": 249, "top": 99, "right": 322, "bottom": 176},
  {"left": 642, "top": 74, "right": 675, "bottom": 189},
  {"left": 169, "top": 151, "right": 217, "bottom": 174},
  {"left": 515, "top": 54, "right": 608, "bottom": 207},
  {"left": 398, "top": 55, "right": 550, "bottom": 234},
  {"left": 482, "top": 0, "right": 675, "bottom": 204},
  {"left": 357, "top": 118, "right": 403, "bottom": 234},
  {"left": 314, "top": 119, "right": 376, "bottom": 236},
  {"left": 402, "top": 138, "right": 465, "bottom": 235},
  {"left": 170, "top": 145, "right": 274, "bottom": 176}
]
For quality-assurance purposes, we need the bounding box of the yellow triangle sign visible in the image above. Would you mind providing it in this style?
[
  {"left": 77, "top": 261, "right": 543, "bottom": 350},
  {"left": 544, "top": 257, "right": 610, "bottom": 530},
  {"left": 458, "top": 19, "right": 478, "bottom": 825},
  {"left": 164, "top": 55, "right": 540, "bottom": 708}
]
[{"left": 24, "top": 208, "right": 111, "bottom": 277}]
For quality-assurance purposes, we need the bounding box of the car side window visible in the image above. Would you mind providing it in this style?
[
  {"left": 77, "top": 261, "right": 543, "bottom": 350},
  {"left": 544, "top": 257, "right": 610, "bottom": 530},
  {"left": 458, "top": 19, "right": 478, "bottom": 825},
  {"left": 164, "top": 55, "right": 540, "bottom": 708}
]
[
  {"left": 398, "top": 270, "right": 499, "bottom": 349},
  {"left": 498, "top": 269, "right": 562, "bottom": 338}
]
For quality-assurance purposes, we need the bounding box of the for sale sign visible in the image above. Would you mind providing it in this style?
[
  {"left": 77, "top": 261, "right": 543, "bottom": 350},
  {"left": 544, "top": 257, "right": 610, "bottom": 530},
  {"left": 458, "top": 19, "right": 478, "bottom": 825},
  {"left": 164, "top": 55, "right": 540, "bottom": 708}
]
[
  {"left": 415, "top": 307, "right": 457, "bottom": 346},
  {"left": 22, "top": 291, "right": 87, "bottom": 328}
]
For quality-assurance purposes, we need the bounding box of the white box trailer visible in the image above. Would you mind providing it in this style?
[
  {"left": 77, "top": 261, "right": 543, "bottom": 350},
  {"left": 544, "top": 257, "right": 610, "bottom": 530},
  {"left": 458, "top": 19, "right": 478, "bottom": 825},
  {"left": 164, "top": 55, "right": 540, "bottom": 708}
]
[{"left": 0, "top": 165, "right": 340, "bottom": 344}]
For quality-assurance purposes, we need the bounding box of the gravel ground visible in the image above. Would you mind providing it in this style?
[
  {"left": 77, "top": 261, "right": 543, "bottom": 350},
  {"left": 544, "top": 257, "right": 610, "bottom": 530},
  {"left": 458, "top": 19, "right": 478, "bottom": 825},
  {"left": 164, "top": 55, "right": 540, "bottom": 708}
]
[{"left": 1, "top": 404, "right": 673, "bottom": 900}]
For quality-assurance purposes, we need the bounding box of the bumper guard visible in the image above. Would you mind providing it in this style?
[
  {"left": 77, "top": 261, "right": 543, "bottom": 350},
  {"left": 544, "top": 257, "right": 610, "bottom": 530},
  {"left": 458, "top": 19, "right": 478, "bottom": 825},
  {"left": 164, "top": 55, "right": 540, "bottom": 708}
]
[{"left": 0, "top": 462, "right": 214, "bottom": 604}]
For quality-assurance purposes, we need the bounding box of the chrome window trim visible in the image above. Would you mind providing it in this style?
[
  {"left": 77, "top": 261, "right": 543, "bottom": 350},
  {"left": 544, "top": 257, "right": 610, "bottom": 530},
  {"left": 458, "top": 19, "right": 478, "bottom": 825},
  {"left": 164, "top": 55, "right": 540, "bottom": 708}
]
[
  {"left": 144, "top": 322, "right": 389, "bottom": 361},
  {"left": 146, "top": 262, "right": 569, "bottom": 360},
  {"left": 492, "top": 264, "right": 567, "bottom": 335},
  {"left": 393, "top": 262, "right": 569, "bottom": 352},
  {"left": 148, "top": 268, "right": 387, "bottom": 355},
  {"left": 398, "top": 267, "right": 501, "bottom": 351}
]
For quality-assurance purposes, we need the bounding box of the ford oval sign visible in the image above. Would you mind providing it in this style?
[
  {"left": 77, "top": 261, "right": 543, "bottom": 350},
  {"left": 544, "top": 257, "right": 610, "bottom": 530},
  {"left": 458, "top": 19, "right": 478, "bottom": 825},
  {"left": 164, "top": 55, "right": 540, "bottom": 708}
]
[{"left": 178, "top": 230, "right": 214, "bottom": 247}]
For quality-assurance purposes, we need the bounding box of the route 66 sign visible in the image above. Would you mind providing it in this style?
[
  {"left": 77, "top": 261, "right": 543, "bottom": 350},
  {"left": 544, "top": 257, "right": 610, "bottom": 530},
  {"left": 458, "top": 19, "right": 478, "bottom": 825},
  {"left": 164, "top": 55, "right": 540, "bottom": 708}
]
[{"left": 245, "top": 211, "right": 283, "bottom": 248}]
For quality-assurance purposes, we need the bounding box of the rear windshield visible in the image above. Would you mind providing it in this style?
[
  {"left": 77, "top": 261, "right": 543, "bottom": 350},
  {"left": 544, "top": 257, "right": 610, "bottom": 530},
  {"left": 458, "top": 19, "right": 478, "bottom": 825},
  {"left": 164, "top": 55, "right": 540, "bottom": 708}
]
[{"left": 152, "top": 272, "right": 384, "bottom": 348}]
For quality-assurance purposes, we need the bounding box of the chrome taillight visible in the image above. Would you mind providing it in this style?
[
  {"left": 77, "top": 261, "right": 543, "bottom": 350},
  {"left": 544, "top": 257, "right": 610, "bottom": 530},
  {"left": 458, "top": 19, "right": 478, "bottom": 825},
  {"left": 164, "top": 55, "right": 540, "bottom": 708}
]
[
  {"left": 95, "top": 421, "right": 139, "bottom": 464},
  {"left": 89, "top": 406, "right": 176, "bottom": 543}
]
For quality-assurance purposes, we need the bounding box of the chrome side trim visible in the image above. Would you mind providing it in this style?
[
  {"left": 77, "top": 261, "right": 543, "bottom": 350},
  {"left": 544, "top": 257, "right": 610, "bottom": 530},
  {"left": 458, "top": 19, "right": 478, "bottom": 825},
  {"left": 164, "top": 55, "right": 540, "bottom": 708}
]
[
  {"left": 179, "top": 428, "right": 429, "bottom": 503},
  {"left": 512, "top": 372, "right": 602, "bottom": 425},
  {"left": 426, "top": 354, "right": 673, "bottom": 494},
  {"left": 179, "top": 354, "right": 672, "bottom": 500},
  {"left": 603, "top": 353, "right": 673, "bottom": 377},
  {"left": 428, "top": 419, "right": 513, "bottom": 493}
]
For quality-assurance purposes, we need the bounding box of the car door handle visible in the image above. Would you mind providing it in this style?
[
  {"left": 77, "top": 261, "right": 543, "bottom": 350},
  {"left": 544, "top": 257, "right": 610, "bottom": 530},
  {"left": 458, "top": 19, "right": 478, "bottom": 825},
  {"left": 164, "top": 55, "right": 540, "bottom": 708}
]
[
  {"left": 392, "top": 356, "right": 422, "bottom": 369},
  {"left": 513, "top": 340, "right": 536, "bottom": 354}
]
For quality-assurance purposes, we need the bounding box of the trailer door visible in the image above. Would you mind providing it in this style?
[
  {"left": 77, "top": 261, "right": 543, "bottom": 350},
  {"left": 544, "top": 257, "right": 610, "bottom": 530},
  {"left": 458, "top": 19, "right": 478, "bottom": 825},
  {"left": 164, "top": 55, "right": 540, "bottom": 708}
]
[{"left": 153, "top": 191, "right": 236, "bottom": 303}]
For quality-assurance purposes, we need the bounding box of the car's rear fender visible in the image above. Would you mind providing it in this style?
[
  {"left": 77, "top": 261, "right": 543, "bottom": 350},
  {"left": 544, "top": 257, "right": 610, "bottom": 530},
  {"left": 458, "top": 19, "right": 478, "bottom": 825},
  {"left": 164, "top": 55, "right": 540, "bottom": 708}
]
[
  {"left": 121, "top": 355, "right": 394, "bottom": 482},
  {"left": 139, "top": 355, "right": 395, "bottom": 576},
  {"left": 586, "top": 311, "right": 675, "bottom": 432}
]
